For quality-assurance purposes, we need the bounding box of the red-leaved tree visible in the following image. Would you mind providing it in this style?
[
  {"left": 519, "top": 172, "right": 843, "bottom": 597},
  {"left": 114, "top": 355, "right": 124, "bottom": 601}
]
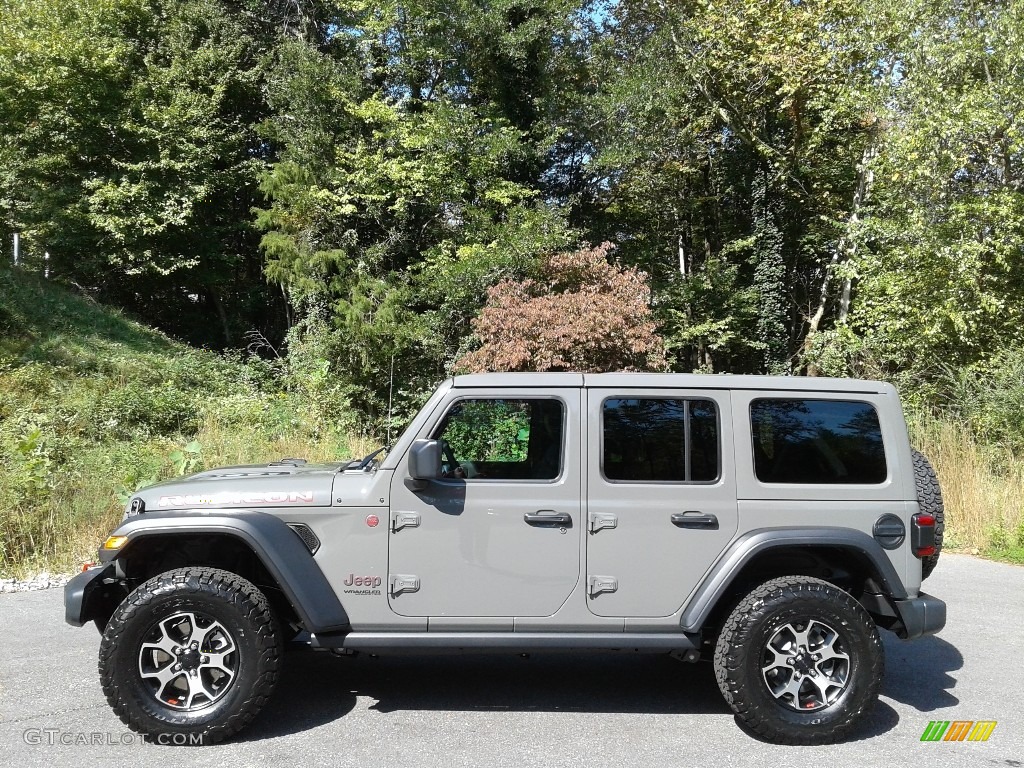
[{"left": 456, "top": 243, "right": 667, "bottom": 373}]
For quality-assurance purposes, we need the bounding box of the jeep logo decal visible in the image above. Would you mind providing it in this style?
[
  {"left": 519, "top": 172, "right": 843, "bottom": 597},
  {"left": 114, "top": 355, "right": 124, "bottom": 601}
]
[
  {"left": 157, "top": 491, "right": 315, "bottom": 507},
  {"left": 343, "top": 574, "right": 382, "bottom": 588}
]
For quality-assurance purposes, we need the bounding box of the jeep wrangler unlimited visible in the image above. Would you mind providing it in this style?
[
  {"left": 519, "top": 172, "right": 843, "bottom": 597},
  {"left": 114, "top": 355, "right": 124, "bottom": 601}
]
[{"left": 65, "top": 373, "right": 946, "bottom": 745}]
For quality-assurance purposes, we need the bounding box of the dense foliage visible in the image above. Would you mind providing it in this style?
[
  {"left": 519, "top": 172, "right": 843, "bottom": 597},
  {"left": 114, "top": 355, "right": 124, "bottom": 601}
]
[
  {"left": 2, "top": 0, "right": 1024, "bottom": 429},
  {"left": 3, "top": 1, "right": 1024, "bottom": 572}
]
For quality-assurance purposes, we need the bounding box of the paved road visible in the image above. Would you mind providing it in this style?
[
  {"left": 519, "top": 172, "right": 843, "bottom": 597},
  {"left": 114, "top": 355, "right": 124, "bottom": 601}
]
[{"left": 1, "top": 553, "right": 1021, "bottom": 767}]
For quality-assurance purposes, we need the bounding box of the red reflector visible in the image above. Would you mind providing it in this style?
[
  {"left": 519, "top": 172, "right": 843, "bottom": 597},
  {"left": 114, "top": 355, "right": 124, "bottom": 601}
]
[
  {"left": 916, "top": 514, "right": 935, "bottom": 527},
  {"left": 916, "top": 546, "right": 936, "bottom": 557}
]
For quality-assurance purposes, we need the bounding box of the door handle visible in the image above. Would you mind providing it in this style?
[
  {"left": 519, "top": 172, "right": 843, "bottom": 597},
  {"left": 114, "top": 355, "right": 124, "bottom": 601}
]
[
  {"left": 524, "top": 510, "right": 572, "bottom": 527},
  {"left": 671, "top": 512, "right": 719, "bottom": 530}
]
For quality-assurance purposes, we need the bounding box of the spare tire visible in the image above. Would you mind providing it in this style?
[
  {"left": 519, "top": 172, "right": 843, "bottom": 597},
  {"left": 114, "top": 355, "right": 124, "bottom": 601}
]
[{"left": 911, "top": 448, "right": 945, "bottom": 580}]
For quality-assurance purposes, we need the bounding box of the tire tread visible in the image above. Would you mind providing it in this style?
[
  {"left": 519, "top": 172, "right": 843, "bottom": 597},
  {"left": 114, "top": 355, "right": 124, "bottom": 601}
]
[
  {"left": 98, "top": 566, "right": 280, "bottom": 745},
  {"left": 911, "top": 448, "right": 945, "bottom": 580},
  {"left": 713, "top": 576, "right": 884, "bottom": 745}
]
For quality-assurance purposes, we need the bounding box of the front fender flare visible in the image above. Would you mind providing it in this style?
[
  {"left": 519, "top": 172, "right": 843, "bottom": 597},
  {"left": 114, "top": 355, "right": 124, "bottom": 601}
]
[
  {"left": 98, "top": 511, "right": 350, "bottom": 633},
  {"left": 680, "top": 527, "right": 909, "bottom": 633}
]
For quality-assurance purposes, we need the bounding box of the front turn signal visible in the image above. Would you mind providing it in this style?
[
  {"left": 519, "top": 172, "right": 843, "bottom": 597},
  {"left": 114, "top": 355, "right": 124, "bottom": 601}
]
[{"left": 103, "top": 535, "right": 128, "bottom": 550}]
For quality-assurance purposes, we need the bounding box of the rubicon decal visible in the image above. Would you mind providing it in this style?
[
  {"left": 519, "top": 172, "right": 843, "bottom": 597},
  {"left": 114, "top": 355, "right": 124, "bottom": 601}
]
[
  {"left": 920, "top": 721, "right": 997, "bottom": 742},
  {"left": 158, "top": 491, "right": 315, "bottom": 507}
]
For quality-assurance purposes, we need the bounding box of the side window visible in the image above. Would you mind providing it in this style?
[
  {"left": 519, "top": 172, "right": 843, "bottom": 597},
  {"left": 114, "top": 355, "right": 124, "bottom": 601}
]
[
  {"left": 432, "top": 399, "right": 564, "bottom": 480},
  {"left": 602, "top": 398, "right": 720, "bottom": 482},
  {"left": 750, "top": 399, "right": 887, "bottom": 484}
]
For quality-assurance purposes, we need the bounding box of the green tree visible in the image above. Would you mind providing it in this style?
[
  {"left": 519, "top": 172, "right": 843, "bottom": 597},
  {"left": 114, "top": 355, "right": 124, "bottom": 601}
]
[
  {"left": 588, "top": 0, "right": 886, "bottom": 373},
  {"left": 257, "top": 1, "right": 595, "bottom": 420},
  {"left": 837, "top": 0, "right": 1024, "bottom": 378},
  {"left": 0, "top": 0, "right": 143, "bottom": 268},
  {"left": 0, "top": 0, "right": 283, "bottom": 345}
]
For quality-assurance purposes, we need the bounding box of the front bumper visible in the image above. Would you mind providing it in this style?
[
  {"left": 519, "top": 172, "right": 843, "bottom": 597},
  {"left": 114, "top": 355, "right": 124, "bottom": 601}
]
[
  {"left": 64, "top": 564, "right": 115, "bottom": 626},
  {"left": 893, "top": 591, "right": 946, "bottom": 640}
]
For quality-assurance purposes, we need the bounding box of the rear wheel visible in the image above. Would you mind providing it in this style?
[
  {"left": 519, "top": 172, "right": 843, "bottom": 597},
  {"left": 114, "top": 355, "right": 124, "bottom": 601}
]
[
  {"left": 714, "top": 576, "right": 883, "bottom": 745},
  {"left": 99, "top": 567, "right": 280, "bottom": 745}
]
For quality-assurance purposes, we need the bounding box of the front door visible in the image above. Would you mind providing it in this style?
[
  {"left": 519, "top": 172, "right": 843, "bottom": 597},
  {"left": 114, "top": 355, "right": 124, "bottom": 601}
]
[
  {"left": 585, "top": 388, "right": 738, "bottom": 617},
  {"left": 388, "top": 389, "right": 582, "bottom": 617}
]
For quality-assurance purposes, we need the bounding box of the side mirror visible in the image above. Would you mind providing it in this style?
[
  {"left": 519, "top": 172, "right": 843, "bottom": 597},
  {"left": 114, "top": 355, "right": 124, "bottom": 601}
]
[{"left": 405, "top": 439, "right": 440, "bottom": 491}]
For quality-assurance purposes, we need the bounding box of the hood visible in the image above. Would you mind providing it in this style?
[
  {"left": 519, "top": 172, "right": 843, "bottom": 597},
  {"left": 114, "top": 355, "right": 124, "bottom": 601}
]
[{"left": 131, "top": 460, "right": 348, "bottom": 512}]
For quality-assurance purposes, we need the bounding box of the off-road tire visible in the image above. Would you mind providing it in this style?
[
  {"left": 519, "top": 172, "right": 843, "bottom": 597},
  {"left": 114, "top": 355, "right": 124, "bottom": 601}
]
[
  {"left": 99, "top": 567, "right": 280, "bottom": 745},
  {"left": 912, "top": 448, "right": 944, "bottom": 580},
  {"left": 714, "top": 576, "right": 884, "bottom": 745}
]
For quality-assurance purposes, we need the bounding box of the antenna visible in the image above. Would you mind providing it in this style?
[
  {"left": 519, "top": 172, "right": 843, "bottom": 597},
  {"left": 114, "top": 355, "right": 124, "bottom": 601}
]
[{"left": 386, "top": 354, "right": 395, "bottom": 446}]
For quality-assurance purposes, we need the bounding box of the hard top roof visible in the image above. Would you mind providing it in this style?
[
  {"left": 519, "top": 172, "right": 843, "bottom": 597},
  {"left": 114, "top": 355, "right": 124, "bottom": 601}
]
[{"left": 451, "top": 372, "right": 894, "bottom": 394}]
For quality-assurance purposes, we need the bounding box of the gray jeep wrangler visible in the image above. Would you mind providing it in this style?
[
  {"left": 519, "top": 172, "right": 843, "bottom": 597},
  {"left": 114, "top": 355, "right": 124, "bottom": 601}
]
[{"left": 65, "top": 373, "right": 946, "bottom": 745}]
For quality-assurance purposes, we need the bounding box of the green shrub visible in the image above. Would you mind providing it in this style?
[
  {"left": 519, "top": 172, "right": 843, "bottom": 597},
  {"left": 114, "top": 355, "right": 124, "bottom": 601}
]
[{"left": 92, "top": 382, "right": 201, "bottom": 439}]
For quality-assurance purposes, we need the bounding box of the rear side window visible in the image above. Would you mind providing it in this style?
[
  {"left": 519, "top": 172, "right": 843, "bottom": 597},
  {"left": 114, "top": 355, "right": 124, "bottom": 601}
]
[
  {"left": 602, "top": 398, "right": 719, "bottom": 482},
  {"left": 750, "top": 399, "right": 887, "bottom": 484}
]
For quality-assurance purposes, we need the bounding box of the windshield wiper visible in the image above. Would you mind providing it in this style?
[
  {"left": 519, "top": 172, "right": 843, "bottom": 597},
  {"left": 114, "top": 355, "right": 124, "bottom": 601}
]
[{"left": 354, "top": 446, "right": 389, "bottom": 471}]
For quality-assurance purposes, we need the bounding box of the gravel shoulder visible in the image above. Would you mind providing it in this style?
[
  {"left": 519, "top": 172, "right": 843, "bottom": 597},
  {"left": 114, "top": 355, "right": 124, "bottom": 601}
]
[
  {"left": 1, "top": 554, "right": 1021, "bottom": 768},
  {"left": 0, "top": 572, "right": 72, "bottom": 594}
]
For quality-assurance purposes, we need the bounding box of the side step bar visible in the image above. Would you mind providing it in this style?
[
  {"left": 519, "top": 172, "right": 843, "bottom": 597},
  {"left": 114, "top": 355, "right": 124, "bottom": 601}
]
[{"left": 310, "top": 631, "right": 699, "bottom": 654}]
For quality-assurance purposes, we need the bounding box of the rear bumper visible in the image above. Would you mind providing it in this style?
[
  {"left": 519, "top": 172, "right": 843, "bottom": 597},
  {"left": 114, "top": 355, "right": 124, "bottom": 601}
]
[
  {"left": 893, "top": 591, "right": 946, "bottom": 640},
  {"left": 64, "top": 564, "right": 114, "bottom": 626}
]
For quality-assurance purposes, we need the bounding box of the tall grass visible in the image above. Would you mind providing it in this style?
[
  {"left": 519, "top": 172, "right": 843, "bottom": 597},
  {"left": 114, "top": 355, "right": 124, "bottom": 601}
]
[
  {"left": 909, "top": 415, "right": 1024, "bottom": 559},
  {"left": 4, "top": 266, "right": 1023, "bottom": 575},
  {"left": 4, "top": 417, "right": 377, "bottom": 576},
  {"left": 0, "top": 413, "right": 372, "bottom": 580}
]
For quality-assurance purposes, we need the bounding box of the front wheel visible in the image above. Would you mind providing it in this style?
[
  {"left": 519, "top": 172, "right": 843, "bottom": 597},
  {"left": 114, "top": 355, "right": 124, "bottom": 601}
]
[
  {"left": 99, "top": 567, "right": 281, "bottom": 745},
  {"left": 713, "top": 576, "right": 884, "bottom": 745}
]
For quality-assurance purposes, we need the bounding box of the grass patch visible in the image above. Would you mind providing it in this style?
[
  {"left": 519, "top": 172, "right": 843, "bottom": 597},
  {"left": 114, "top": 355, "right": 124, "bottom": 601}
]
[
  {"left": 983, "top": 547, "right": 1024, "bottom": 565},
  {"left": 0, "top": 266, "right": 369, "bottom": 578}
]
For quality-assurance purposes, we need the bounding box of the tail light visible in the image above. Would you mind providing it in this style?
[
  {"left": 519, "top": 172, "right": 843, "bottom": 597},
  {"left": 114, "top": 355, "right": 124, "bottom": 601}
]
[{"left": 911, "top": 513, "right": 936, "bottom": 558}]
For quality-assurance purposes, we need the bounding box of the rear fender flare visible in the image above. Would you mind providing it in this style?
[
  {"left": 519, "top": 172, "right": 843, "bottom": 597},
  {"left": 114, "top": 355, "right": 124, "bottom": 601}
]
[{"left": 680, "top": 527, "right": 908, "bottom": 632}]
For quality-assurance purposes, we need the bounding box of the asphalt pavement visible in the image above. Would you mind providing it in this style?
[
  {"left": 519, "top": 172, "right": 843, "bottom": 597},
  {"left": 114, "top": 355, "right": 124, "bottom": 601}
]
[{"left": 1, "top": 553, "right": 1021, "bottom": 768}]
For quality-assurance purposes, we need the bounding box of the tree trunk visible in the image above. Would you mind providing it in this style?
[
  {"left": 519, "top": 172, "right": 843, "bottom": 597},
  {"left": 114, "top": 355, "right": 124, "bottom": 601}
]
[
  {"left": 803, "top": 141, "right": 876, "bottom": 373},
  {"left": 209, "top": 291, "right": 232, "bottom": 348}
]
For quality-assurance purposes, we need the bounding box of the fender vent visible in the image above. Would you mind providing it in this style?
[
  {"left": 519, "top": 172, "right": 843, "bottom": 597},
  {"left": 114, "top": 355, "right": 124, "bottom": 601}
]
[{"left": 288, "top": 523, "right": 321, "bottom": 554}]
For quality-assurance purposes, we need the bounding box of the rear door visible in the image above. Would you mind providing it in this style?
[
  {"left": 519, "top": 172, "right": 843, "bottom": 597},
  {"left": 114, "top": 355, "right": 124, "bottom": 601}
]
[{"left": 585, "top": 388, "right": 737, "bottom": 617}]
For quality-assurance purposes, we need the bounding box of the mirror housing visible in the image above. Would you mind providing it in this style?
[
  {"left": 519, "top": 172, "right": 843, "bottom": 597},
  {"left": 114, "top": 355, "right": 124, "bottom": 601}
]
[{"left": 405, "top": 439, "right": 440, "bottom": 491}]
